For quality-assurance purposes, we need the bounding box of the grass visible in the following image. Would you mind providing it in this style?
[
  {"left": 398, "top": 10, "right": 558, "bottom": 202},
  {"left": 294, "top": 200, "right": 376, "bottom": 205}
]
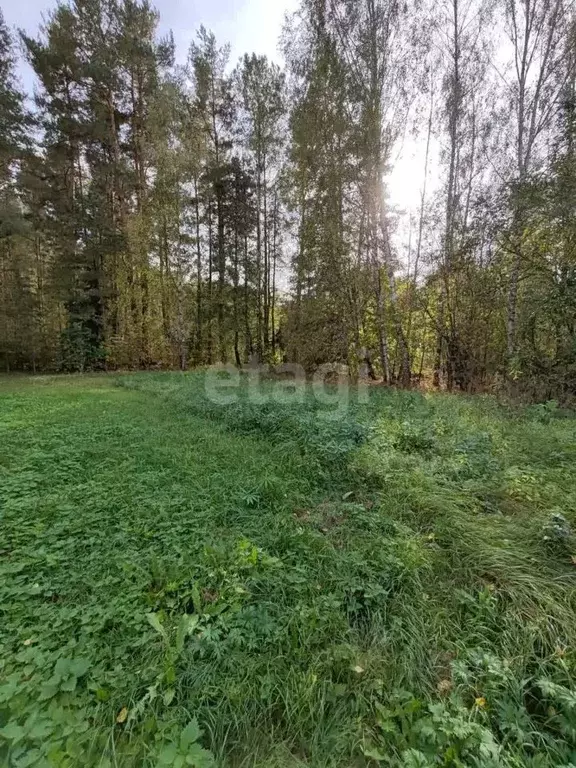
[{"left": 0, "top": 372, "right": 575, "bottom": 767}]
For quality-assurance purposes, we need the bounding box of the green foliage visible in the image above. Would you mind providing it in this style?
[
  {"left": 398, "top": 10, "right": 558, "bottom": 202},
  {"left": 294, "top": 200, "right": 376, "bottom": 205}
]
[
  {"left": 542, "top": 512, "right": 574, "bottom": 553},
  {"left": 118, "top": 372, "right": 369, "bottom": 476},
  {"left": 365, "top": 691, "right": 502, "bottom": 767},
  {"left": 3, "top": 0, "right": 576, "bottom": 407},
  {"left": 1, "top": 374, "right": 576, "bottom": 766},
  {"left": 58, "top": 322, "right": 105, "bottom": 373},
  {"left": 393, "top": 421, "right": 437, "bottom": 455},
  {"left": 527, "top": 400, "right": 561, "bottom": 425}
]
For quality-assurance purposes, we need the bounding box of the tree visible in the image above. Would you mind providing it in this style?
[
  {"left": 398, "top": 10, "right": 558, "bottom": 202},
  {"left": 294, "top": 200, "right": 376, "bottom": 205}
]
[
  {"left": 0, "top": 10, "right": 50, "bottom": 372},
  {"left": 22, "top": 0, "right": 173, "bottom": 370},
  {"left": 503, "top": 0, "right": 574, "bottom": 365},
  {"left": 3, "top": 0, "right": 576, "bottom": 404},
  {"left": 431, "top": 0, "right": 493, "bottom": 390},
  {"left": 239, "top": 53, "right": 286, "bottom": 360},
  {"left": 189, "top": 27, "right": 234, "bottom": 364}
]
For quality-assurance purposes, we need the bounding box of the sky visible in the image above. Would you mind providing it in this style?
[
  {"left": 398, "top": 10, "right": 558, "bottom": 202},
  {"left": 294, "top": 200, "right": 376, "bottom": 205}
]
[
  {"left": 3, "top": 0, "right": 299, "bottom": 91},
  {"left": 2, "top": 0, "right": 429, "bottom": 220}
]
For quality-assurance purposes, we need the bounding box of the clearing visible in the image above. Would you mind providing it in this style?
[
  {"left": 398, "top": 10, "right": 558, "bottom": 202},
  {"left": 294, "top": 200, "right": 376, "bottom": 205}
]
[{"left": 1, "top": 374, "right": 576, "bottom": 767}]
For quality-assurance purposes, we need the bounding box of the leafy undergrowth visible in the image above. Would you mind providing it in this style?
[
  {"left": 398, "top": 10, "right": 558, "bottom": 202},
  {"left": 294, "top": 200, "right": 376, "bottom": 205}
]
[{"left": 0, "top": 373, "right": 575, "bottom": 767}]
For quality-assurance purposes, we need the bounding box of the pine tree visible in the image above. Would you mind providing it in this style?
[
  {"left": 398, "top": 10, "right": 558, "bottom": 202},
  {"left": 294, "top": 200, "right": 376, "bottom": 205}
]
[
  {"left": 239, "top": 54, "right": 286, "bottom": 360},
  {"left": 0, "top": 10, "right": 37, "bottom": 371}
]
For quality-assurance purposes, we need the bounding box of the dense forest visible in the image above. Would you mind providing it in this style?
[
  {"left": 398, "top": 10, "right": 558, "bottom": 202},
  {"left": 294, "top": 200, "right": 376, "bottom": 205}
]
[{"left": 1, "top": 0, "right": 575, "bottom": 400}]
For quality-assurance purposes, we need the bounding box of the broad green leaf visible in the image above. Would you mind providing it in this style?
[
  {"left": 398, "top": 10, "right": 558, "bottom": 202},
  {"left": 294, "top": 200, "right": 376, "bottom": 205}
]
[
  {"left": 146, "top": 612, "right": 168, "bottom": 640},
  {"left": 362, "top": 744, "right": 386, "bottom": 761},
  {"left": 69, "top": 658, "right": 91, "bottom": 678},
  {"left": 176, "top": 614, "right": 199, "bottom": 654},
  {"left": 180, "top": 718, "right": 202, "bottom": 751},
  {"left": 157, "top": 742, "right": 179, "bottom": 766},
  {"left": 0, "top": 721, "right": 25, "bottom": 743},
  {"left": 163, "top": 688, "right": 176, "bottom": 706}
]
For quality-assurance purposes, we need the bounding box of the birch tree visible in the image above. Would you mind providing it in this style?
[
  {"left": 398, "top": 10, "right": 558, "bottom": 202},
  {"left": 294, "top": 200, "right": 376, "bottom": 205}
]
[{"left": 503, "top": 0, "right": 574, "bottom": 363}]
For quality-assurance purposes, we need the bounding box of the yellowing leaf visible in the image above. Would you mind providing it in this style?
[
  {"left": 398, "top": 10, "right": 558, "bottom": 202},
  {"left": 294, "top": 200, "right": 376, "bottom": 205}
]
[
  {"left": 116, "top": 707, "right": 128, "bottom": 724},
  {"left": 475, "top": 697, "right": 487, "bottom": 709}
]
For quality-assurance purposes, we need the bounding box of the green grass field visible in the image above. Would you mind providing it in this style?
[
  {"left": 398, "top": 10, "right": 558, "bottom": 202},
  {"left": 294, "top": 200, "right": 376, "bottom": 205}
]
[{"left": 1, "top": 373, "right": 576, "bottom": 767}]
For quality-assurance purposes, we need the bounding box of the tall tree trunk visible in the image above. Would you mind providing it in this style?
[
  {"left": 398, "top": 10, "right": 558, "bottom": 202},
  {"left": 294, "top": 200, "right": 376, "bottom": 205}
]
[
  {"left": 379, "top": 205, "right": 411, "bottom": 386},
  {"left": 233, "top": 182, "right": 241, "bottom": 367},
  {"left": 263, "top": 158, "right": 270, "bottom": 354},
  {"left": 271, "top": 188, "right": 278, "bottom": 357},
  {"left": 433, "top": 289, "right": 445, "bottom": 388},
  {"left": 244, "top": 233, "right": 252, "bottom": 361},
  {"left": 375, "top": 263, "right": 391, "bottom": 384},
  {"left": 207, "top": 199, "right": 213, "bottom": 365},
  {"left": 194, "top": 177, "right": 203, "bottom": 363},
  {"left": 256, "top": 158, "right": 263, "bottom": 362},
  {"left": 408, "top": 83, "right": 434, "bottom": 348},
  {"left": 217, "top": 189, "right": 226, "bottom": 364}
]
